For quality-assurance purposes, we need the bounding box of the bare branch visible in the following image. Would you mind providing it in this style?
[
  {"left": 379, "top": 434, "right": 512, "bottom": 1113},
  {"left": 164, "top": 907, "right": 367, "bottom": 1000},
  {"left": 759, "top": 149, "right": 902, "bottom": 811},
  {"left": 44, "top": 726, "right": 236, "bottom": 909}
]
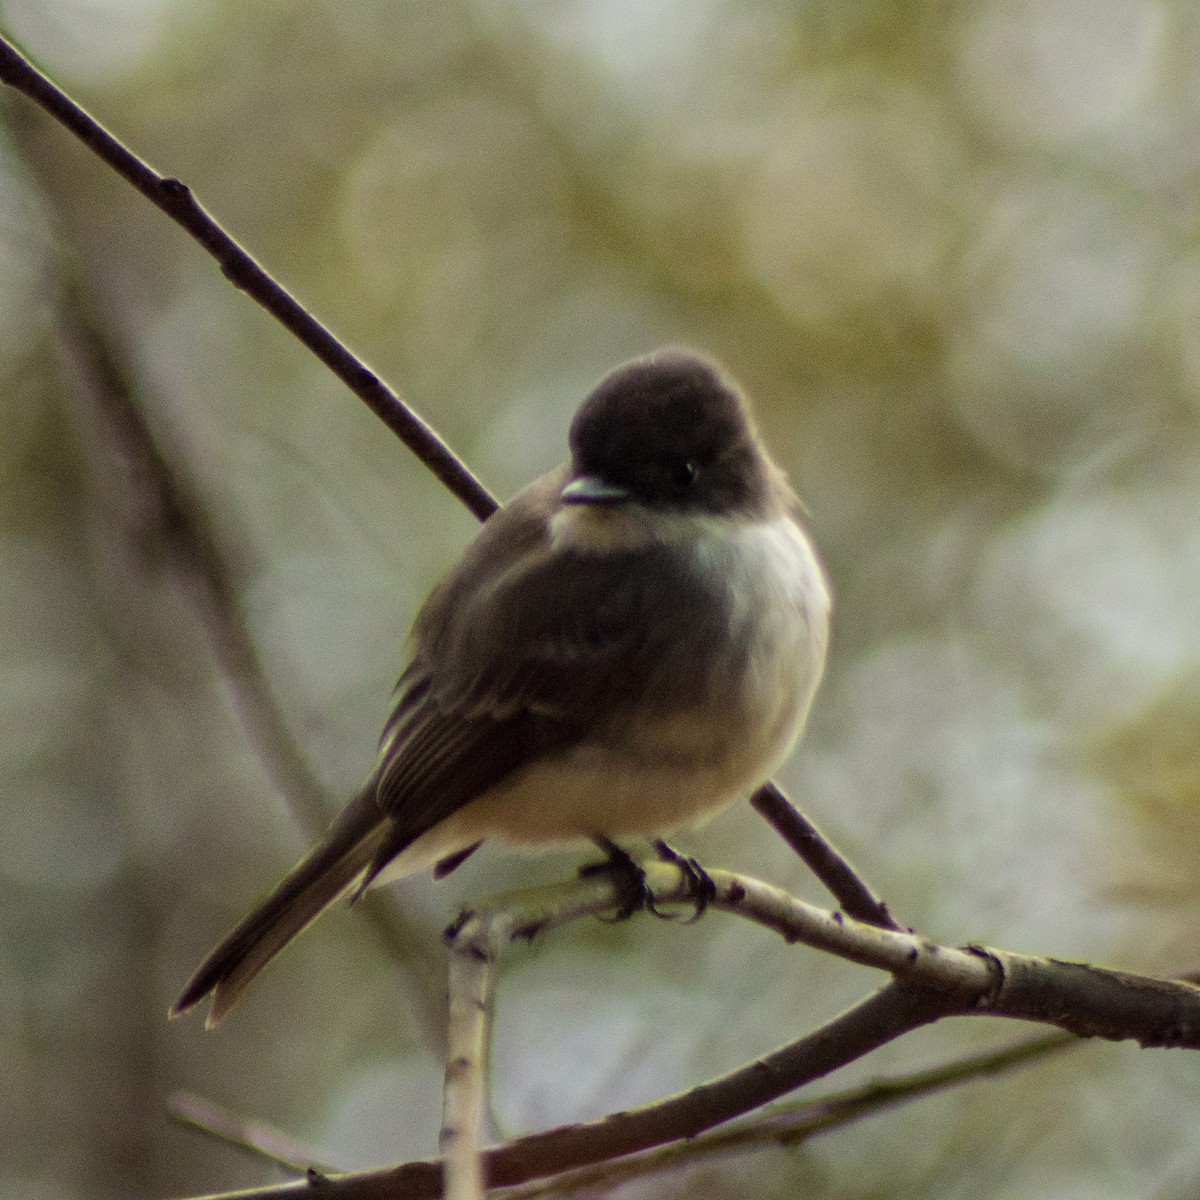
[
  {"left": 439, "top": 924, "right": 498, "bottom": 1200},
  {"left": 166, "top": 1029, "right": 1077, "bottom": 1198},
  {"left": 167, "top": 1092, "right": 338, "bottom": 1178},
  {"left": 751, "top": 782, "right": 899, "bottom": 929},
  {"left": 502, "top": 1030, "right": 1080, "bottom": 1198},
  {"left": 57, "top": 293, "right": 330, "bottom": 833},
  {"left": 0, "top": 30, "right": 497, "bottom": 523},
  {"left": 173, "top": 982, "right": 949, "bottom": 1200},
  {"left": 174, "top": 865, "right": 1200, "bottom": 1200}
]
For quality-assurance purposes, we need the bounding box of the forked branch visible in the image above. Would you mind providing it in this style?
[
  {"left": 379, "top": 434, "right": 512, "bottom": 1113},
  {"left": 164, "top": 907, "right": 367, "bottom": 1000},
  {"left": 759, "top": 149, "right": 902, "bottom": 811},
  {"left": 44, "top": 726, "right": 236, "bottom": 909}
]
[{"left": 177, "top": 861, "right": 1200, "bottom": 1200}]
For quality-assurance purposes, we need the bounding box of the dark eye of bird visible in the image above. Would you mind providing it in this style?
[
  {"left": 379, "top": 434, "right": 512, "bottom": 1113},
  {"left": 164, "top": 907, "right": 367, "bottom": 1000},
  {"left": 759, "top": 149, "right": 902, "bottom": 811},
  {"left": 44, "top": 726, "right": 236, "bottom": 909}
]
[{"left": 671, "top": 459, "right": 699, "bottom": 487}]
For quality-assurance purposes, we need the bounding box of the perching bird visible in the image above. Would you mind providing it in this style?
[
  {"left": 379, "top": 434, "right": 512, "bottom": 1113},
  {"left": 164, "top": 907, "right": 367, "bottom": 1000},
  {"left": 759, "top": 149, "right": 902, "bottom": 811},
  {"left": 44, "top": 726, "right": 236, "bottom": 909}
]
[{"left": 172, "top": 347, "right": 831, "bottom": 1027}]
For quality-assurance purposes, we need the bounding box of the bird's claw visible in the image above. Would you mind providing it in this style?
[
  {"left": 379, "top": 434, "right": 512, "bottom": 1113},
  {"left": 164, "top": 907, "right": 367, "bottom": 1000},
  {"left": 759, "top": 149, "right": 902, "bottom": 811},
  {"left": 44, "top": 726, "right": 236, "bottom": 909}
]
[
  {"left": 652, "top": 839, "right": 716, "bottom": 922},
  {"left": 582, "top": 837, "right": 655, "bottom": 921},
  {"left": 582, "top": 837, "right": 716, "bottom": 923}
]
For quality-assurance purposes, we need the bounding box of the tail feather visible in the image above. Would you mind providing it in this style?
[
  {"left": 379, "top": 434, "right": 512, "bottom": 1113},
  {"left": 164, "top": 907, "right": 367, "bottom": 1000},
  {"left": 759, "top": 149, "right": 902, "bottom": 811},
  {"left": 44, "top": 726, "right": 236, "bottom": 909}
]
[{"left": 171, "top": 810, "right": 389, "bottom": 1028}]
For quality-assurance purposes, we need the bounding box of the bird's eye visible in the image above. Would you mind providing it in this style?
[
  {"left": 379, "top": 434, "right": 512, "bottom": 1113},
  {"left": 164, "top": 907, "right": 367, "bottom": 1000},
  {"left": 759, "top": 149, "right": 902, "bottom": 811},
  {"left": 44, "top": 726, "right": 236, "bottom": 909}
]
[{"left": 671, "top": 459, "right": 699, "bottom": 487}]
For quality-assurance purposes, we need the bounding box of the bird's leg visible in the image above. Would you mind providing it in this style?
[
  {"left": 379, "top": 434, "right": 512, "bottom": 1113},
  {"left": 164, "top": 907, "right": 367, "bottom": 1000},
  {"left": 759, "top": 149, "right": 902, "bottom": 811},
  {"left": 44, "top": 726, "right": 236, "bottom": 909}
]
[
  {"left": 582, "top": 835, "right": 659, "bottom": 921},
  {"left": 652, "top": 839, "right": 717, "bottom": 923}
]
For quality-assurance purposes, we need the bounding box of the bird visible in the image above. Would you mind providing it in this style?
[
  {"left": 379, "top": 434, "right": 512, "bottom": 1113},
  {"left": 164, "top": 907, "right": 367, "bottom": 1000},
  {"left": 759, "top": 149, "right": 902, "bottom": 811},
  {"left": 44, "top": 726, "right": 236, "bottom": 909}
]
[{"left": 171, "top": 346, "right": 831, "bottom": 1027}]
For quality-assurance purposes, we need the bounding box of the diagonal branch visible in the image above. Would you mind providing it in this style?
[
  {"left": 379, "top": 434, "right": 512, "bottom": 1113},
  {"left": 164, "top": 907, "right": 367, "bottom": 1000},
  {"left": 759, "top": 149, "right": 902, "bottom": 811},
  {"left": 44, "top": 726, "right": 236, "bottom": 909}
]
[
  {"left": 751, "top": 782, "right": 899, "bottom": 928},
  {"left": 167, "top": 1092, "right": 338, "bottom": 1178},
  {"left": 0, "top": 30, "right": 497, "bottom": 523},
  {"left": 498, "top": 1029, "right": 1080, "bottom": 1198},
  {"left": 176, "top": 983, "right": 951, "bottom": 1200},
  {"left": 168, "top": 1029, "right": 1078, "bottom": 1198},
  {"left": 57, "top": 291, "right": 330, "bottom": 834}
]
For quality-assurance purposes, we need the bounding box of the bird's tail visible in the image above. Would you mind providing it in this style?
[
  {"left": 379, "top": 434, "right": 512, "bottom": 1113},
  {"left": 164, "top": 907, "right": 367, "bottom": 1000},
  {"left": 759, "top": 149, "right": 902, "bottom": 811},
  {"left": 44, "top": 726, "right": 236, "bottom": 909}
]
[{"left": 170, "top": 804, "right": 389, "bottom": 1028}]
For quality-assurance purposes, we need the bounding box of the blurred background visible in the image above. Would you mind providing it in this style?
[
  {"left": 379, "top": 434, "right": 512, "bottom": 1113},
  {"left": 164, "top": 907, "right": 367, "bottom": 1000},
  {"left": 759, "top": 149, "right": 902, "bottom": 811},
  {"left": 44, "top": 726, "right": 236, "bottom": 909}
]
[{"left": 4, "top": 0, "right": 1200, "bottom": 1196}]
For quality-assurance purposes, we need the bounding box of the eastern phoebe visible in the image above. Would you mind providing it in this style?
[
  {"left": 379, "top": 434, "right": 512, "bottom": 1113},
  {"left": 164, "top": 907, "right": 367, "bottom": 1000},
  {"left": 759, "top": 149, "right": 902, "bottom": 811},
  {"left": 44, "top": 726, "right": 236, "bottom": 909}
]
[{"left": 172, "top": 347, "right": 831, "bottom": 1026}]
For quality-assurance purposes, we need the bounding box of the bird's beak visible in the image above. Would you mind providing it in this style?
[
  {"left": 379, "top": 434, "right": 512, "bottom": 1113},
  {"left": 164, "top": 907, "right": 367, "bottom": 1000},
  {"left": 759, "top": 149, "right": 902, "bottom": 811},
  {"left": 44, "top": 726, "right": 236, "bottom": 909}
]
[{"left": 561, "top": 474, "right": 630, "bottom": 505}]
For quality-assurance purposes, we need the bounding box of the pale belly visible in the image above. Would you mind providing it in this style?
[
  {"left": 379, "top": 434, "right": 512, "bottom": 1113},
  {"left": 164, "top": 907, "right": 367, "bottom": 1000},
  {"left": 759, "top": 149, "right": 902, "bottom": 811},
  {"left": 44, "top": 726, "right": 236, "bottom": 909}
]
[
  {"left": 378, "top": 715, "right": 795, "bottom": 882},
  {"left": 460, "top": 703, "right": 802, "bottom": 844}
]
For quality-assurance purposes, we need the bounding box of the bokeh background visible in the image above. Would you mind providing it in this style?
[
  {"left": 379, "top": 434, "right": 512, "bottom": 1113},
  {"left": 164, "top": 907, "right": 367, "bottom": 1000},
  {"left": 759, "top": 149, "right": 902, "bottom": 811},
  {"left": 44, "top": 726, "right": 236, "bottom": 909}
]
[{"left": 4, "top": 1, "right": 1200, "bottom": 1196}]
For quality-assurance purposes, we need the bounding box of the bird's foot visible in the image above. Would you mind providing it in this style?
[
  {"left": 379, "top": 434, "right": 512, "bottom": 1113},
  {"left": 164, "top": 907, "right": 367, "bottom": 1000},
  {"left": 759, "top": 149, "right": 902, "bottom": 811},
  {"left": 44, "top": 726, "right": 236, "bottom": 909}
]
[
  {"left": 582, "top": 836, "right": 664, "bottom": 921},
  {"left": 652, "top": 840, "right": 716, "bottom": 923},
  {"left": 582, "top": 837, "right": 715, "bottom": 922}
]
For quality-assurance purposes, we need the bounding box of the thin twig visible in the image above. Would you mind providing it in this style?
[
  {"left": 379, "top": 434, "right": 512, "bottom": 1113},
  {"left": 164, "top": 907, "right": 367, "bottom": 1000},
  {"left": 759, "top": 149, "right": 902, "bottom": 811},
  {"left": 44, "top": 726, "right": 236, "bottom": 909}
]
[
  {"left": 167, "top": 1092, "right": 338, "bottom": 1177},
  {"left": 440, "top": 935, "right": 496, "bottom": 1200},
  {"left": 502, "top": 1030, "right": 1080, "bottom": 1198},
  {"left": 0, "top": 30, "right": 497, "bottom": 523},
  {"left": 751, "top": 782, "right": 899, "bottom": 929},
  {"left": 57, "top": 292, "right": 330, "bottom": 834}
]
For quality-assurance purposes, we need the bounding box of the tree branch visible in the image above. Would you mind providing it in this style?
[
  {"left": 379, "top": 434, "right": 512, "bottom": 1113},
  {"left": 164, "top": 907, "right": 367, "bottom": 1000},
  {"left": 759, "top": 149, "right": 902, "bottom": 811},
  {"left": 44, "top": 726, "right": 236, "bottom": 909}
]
[
  {"left": 173, "top": 864, "right": 1200, "bottom": 1200},
  {"left": 439, "top": 928, "right": 496, "bottom": 1200},
  {"left": 167, "top": 1092, "right": 337, "bottom": 1178},
  {"left": 169, "top": 1029, "right": 1078, "bottom": 1199},
  {"left": 0, "top": 30, "right": 497, "bottom": 523},
  {"left": 496, "top": 1029, "right": 1079, "bottom": 1199},
  {"left": 173, "top": 984, "right": 949, "bottom": 1200},
  {"left": 750, "top": 782, "right": 899, "bottom": 929},
  {"left": 57, "top": 291, "right": 330, "bottom": 834}
]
